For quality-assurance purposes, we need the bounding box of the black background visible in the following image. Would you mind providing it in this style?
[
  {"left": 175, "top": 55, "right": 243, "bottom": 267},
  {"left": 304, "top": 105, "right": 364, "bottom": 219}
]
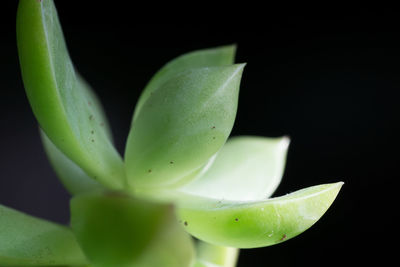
[{"left": 1, "top": 2, "right": 398, "bottom": 267}]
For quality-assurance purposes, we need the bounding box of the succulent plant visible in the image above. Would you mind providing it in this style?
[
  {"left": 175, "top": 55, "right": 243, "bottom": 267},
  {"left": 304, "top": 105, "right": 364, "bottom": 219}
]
[{"left": 0, "top": 0, "right": 343, "bottom": 266}]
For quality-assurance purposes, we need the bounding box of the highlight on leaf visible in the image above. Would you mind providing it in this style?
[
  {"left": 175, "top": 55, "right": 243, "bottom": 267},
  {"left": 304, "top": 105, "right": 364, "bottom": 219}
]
[
  {"left": 9, "top": 1, "right": 344, "bottom": 266},
  {"left": 176, "top": 182, "right": 343, "bottom": 248},
  {"left": 194, "top": 241, "right": 239, "bottom": 267},
  {"left": 17, "top": 0, "right": 125, "bottom": 190},
  {"left": 132, "top": 45, "right": 237, "bottom": 122},
  {"left": 180, "top": 136, "right": 290, "bottom": 201},
  {"left": 125, "top": 64, "right": 245, "bottom": 191}
]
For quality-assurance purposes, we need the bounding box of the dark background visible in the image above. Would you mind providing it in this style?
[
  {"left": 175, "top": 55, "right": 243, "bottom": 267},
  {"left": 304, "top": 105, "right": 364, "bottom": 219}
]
[{"left": 1, "top": 2, "right": 398, "bottom": 267}]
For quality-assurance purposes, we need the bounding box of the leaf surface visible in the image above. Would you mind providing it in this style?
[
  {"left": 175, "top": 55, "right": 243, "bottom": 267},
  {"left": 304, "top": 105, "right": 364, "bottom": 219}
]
[
  {"left": 70, "top": 191, "right": 195, "bottom": 267},
  {"left": 132, "top": 45, "right": 236, "bottom": 122},
  {"left": 40, "top": 130, "right": 103, "bottom": 195},
  {"left": 176, "top": 182, "right": 343, "bottom": 248},
  {"left": 125, "top": 64, "right": 245, "bottom": 190},
  {"left": 17, "top": 0, "right": 124, "bottom": 189},
  {"left": 194, "top": 241, "right": 238, "bottom": 267},
  {"left": 180, "top": 136, "right": 290, "bottom": 201},
  {"left": 0, "top": 204, "right": 87, "bottom": 266}
]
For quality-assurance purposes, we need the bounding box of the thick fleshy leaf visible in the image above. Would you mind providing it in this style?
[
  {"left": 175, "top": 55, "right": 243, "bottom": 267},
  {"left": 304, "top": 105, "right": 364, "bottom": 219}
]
[
  {"left": 176, "top": 182, "right": 343, "bottom": 248},
  {"left": 194, "top": 242, "right": 238, "bottom": 267},
  {"left": 40, "top": 129, "right": 103, "bottom": 195},
  {"left": 180, "top": 136, "right": 290, "bottom": 201},
  {"left": 0, "top": 204, "right": 87, "bottom": 266},
  {"left": 132, "top": 45, "right": 236, "bottom": 122},
  {"left": 70, "top": 191, "right": 195, "bottom": 267},
  {"left": 17, "top": 0, "right": 125, "bottom": 189},
  {"left": 125, "top": 64, "right": 245, "bottom": 191}
]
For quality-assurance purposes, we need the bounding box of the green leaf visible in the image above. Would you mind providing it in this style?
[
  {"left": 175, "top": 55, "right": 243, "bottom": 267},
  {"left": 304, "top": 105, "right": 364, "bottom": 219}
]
[
  {"left": 125, "top": 64, "right": 245, "bottom": 191},
  {"left": 176, "top": 182, "right": 343, "bottom": 248},
  {"left": 194, "top": 262, "right": 221, "bottom": 267},
  {"left": 0, "top": 204, "right": 87, "bottom": 266},
  {"left": 70, "top": 191, "right": 195, "bottom": 267},
  {"left": 132, "top": 45, "right": 236, "bottom": 123},
  {"left": 180, "top": 136, "right": 290, "bottom": 201},
  {"left": 195, "top": 241, "right": 238, "bottom": 267},
  {"left": 40, "top": 129, "right": 103, "bottom": 195},
  {"left": 17, "top": 0, "right": 125, "bottom": 189}
]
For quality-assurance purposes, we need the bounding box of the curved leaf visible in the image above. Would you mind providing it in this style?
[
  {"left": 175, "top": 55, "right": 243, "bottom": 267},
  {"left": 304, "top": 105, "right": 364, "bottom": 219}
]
[
  {"left": 17, "top": 0, "right": 125, "bottom": 189},
  {"left": 176, "top": 182, "right": 343, "bottom": 248},
  {"left": 125, "top": 64, "right": 245, "bottom": 191},
  {"left": 70, "top": 191, "right": 195, "bottom": 267},
  {"left": 180, "top": 136, "right": 290, "bottom": 201},
  {"left": 132, "top": 45, "right": 236, "bottom": 122},
  {"left": 0, "top": 204, "right": 87, "bottom": 266},
  {"left": 40, "top": 129, "right": 103, "bottom": 195}
]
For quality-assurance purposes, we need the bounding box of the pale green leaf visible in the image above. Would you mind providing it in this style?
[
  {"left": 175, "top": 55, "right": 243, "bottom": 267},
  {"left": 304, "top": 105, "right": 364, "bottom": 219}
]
[
  {"left": 180, "top": 136, "right": 290, "bottom": 201},
  {"left": 40, "top": 129, "right": 103, "bottom": 195},
  {"left": 70, "top": 191, "right": 195, "bottom": 267},
  {"left": 195, "top": 241, "right": 238, "bottom": 267},
  {"left": 194, "top": 261, "right": 221, "bottom": 267},
  {"left": 0, "top": 204, "right": 87, "bottom": 266},
  {"left": 132, "top": 45, "right": 236, "bottom": 123},
  {"left": 176, "top": 182, "right": 343, "bottom": 248},
  {"left": 17, "top": 0, "right": 125, "bottom": 189},
  {"left": 125, "top": 64, "right": 245, "bottom": 191}
]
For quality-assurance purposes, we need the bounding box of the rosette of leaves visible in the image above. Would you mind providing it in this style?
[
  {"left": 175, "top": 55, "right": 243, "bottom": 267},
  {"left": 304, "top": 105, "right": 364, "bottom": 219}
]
[{"left": 0, "top": 1, "right": 343, "bottom": 266}]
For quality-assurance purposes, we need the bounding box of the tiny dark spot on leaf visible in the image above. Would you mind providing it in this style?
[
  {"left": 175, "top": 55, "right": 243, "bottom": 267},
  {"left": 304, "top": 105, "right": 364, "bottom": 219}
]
[
  {"left": 91, "top": 139, "right": 95, "bottom": 142},
  {"left": 211, "top": 126, "right": 216, "bottom": 129},
  {"left": 235, "top": 218, "right": 239, "bottom": 222},
  {"left": 170, "top": 161, "right": 174, "bottom": 164},
  {"left": 280, "top": 234, "right": 287, "bottom": 241},
  {"left": 89, "top": 115, "right": 94, "bottom": 120},
  {"left": 91, "top": 130, "right": 94, "bottom": 134},
  {"left": 212, "top": 137, "right": 216, "bottom": 139},
  {"left": 148, "top": 169, "right": 152, "bottom": 173},
  {"left": 184, "top": 221, "right": 188, "bottom": 226}
]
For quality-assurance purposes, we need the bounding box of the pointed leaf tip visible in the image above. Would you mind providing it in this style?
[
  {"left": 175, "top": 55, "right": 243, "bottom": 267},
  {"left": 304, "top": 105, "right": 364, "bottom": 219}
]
[
  {"left": 176, "top": 182, "right": 343, "bottom": 248},
  {"left": 126, "top": 64, "right": 245, "bottom": 191},
  {"left": 132, "top": 44, "right": 238, "bottom": 123},
  {"left": 179, "top": 136, "right": 290, "bottom": 201}
]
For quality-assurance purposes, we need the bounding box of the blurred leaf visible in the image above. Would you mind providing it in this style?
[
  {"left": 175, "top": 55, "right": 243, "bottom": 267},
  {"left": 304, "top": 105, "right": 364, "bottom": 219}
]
[
  {"left": 194, "top": 261, "right": 221, "bottom": 267},
  {"left": 40, "top": 129, "right": 103, "bottom": 195},
  {"left": 0, "top": 204, "right": 87, "bottom": 266},
  {"left": 180, "top": 136, "right": 290, "bottom": 201},
  {"left": 194, "top": 241, "right": 238, "bottom": 267},
  {"left": 132, "top": 45, "right": 236, "bottom": 122},
  {"left": 125, "top": 64, "right": 245, "bottom": 191},
  {"left": 176, "top": 182, "right": 343, "bottom": 248},
  {"left": 70, "top": 191, "right": 194, "bottom": 267},
  {"left": 17, "top": 0, "right": 125, "bottom": 189}
]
